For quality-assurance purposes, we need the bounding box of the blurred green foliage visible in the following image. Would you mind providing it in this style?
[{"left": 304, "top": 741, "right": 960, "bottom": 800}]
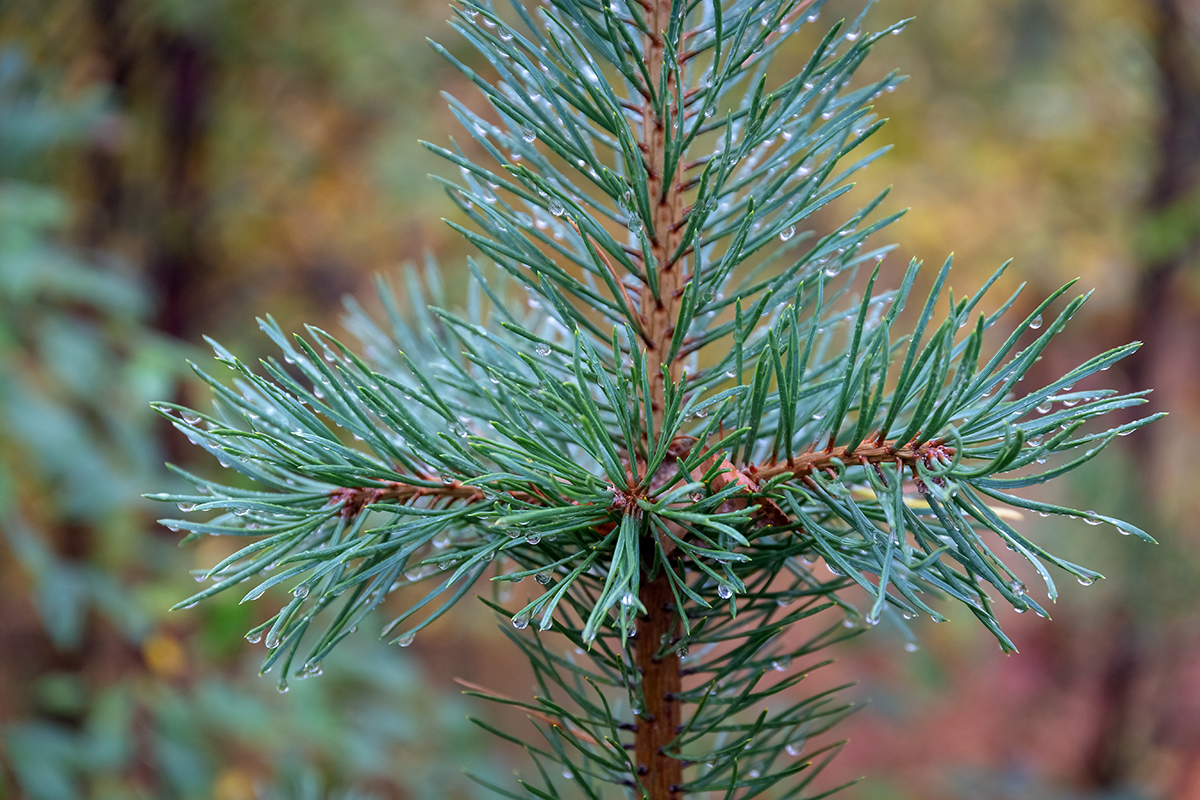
[{"left": 0, "top": 44, "right": 489, "bottom": 800}]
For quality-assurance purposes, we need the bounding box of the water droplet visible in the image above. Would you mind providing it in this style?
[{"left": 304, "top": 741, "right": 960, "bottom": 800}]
[
  {"left": 842, "top": 616, "right": 857, "bottom": 628},
  {"left": 865, "top": 611, "right": 880, "bottom": 626},
  {"left": 704, "top": 105, "right": 715, "bottom": 118},
  {"left": 1029, "top": 314, "right": 1043, "bottom": 330},
  {"left": 785, "top": 742, "right": 805, "bottom": 757},
  {"left": 398, "top": 632, "right": 415, "bottom": 647},
  {"left": 534, "top": 572, "right": 551, "bottom": 584},
  {"left": 771, "top": 656, "right": 792, "bottom": 672},
  {"left": 177, "top": 502, "right": 196, "bottom": 513},
  {"left": 562, "top": 768, "right": 574, "bottom": 779},
  {"left": 525, "top": 533, "right": 541, "bottom": 545},
  {"left": 676, "top": 644, "right": 688, "bottom": 657},
  {"left": 1077, "top": 575, "right": 1096, "bottom": 586},
  {"left": 182, "top": 411, "right": 201, "bottom": 425},
  {"left": 498, "top": 28, "right": 513, "bottom": 41},
  {"left": 512, "top": 613, "right": 530, "bottom": 629},
  {"left": 904, "top": 641, "right": 919, "bottom": 653},
  {"left": 1036, "top": 401, "right": 1053, "bottom": 414},
  {"left": 521, "top": 126, "right": 536, "bottom": 142},
  {"left": 535, "top": 343, "right": 552, "bottom": 357},
  {"left": 1084, "top": 512, "right": 1102, "bottom": 526},
  {"left": 689, "top": 491, "right": 704, "bottom": 502},
  {"left": 293, "top": 585, "right": 309, "bottom": 599},
  {"left": 620, "top": 592, "right": 636, "bottom": 606},
  {"left": 717, "top": 584, "right": 733, "bottom": 600},
  {"left": 779, "top": 225, "right": 796, "bottom": 242},
  {"left": 548, "top": 198, "right": 565, "bottom": 216},
  {"left": 845, "top": 29, "right": 860, "bottom": 42},
  {"left": 245, "top": 631, "right": 262, "bottom": 644},
  {"left": 265, "top": 633, "right": 281, "bottom": 649}
]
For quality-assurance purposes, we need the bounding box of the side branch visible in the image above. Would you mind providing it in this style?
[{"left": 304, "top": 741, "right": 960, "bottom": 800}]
[{"left": 328, "top": 479, "right": 486, "bottom": 518}]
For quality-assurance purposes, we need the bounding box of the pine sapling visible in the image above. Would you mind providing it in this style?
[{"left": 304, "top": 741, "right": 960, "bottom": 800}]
[{"left": 152, "top": 1, "right": 1160, "bottom": 797}]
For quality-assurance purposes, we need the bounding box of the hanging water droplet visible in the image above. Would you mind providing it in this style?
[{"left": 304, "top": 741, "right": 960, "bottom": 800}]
[
  {"left": 265, "top": 632, "right": 281, "bottom": 649},
  {"left": 293, "top": 585, "right": 309, "bottom": 599},
  {"left": 1029, "top": 314, "right": 1043, "bottom": 330},
  {"left": 182, "top": 411, "right": 201, "bottom": 425},
  {"left": 1084, "top": 512, "right": 1102, "bottom": 526},
  {"left": 704, "top": 105, "right": 715, "bottom": 118},
  {"left": 865, "top": 611, "right": 880, "bottom": 626},
  {"left": 177, "top": 502, "right": 195, "bottom": 513},
  {"left": 717, "top": 584, "right": 733, "bottom": 599},
  {"left": 620, "top": 592, "right": 636, "bottom": 606},
  {"left": 779, "top": 225, "right": 796, "bottom": 242},
  {"left": 689, "top": 491, "right": 704, "bottom": 503},
  {"left": 785, "top": 742, "right": 805, "bottom": 757},
  {"left": 845, "top": 29, "right": 860, "bottom": 42},
  {"left": 525, "top": 533, "right": 541, "bottom": 545},
  {"left": 398, "top": 632, "right": 415, "bottom": 647},
  {"left": 512, "top": 613, "right": 530, "bottom": 629},
  {"left": 562, "top": 768, "right": 574, "bottom": 779},
  {"left": 548, "top": 198, "right": 565, "bottom": 216},
  {"left": 771, "top": 656, "right": 792, "bottom": 672},
  {"left": 904, "top": 641, "right": 919, "bottom": 653},
  {"left": 234, "top": 507, "right": 250, "bottom": 517},
  {"left": 1077, "top": 575, "right": 1096, "bottom": 586},
  {"left": 534, "top": 571, "right": 551, "bottom": 584},
  {"left": 1036, "top": 401, "right": 1053, "bottom": 414},
  {"left": 535, "top": 343, "right": 552, "bottom": 356},
  {"left": 521, "top": 126, "right": 536, "bottom": 142},
  {"left": 498, "top": 27, "right": 513, "bottom": 40},
  {"left": 245, "top": 631, "right": 263, "bottom": 644}
]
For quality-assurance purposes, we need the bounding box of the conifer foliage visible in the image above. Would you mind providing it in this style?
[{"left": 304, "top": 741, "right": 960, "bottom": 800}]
[{"left": 152, "top": 1, "right": 1159, "bottom": 797}]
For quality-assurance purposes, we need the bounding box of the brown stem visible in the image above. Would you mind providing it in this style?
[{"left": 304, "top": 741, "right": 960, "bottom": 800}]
[
  {"left": 634, "top": 1, "right": 686, "bottom": 796},
  {"left": 635, "top": 550, "right": 682, "bottom": 799},
  {"left": 640, "top": 0, "right": 687, "bottom": 426}
]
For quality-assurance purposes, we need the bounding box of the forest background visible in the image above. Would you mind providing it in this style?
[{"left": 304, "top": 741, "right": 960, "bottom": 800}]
[{"left": 0, "top": 0, "right": 1197, "bottom": 799}]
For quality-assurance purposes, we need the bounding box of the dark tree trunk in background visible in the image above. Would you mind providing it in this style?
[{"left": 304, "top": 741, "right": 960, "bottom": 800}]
[{"left": 1080, "top": 0, "right": 1200, "bottom": 792}]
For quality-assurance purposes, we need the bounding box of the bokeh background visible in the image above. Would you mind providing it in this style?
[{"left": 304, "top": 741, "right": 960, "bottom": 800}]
[{"left": 0, "top": 0, "right": 1197, "bottom": 798}]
